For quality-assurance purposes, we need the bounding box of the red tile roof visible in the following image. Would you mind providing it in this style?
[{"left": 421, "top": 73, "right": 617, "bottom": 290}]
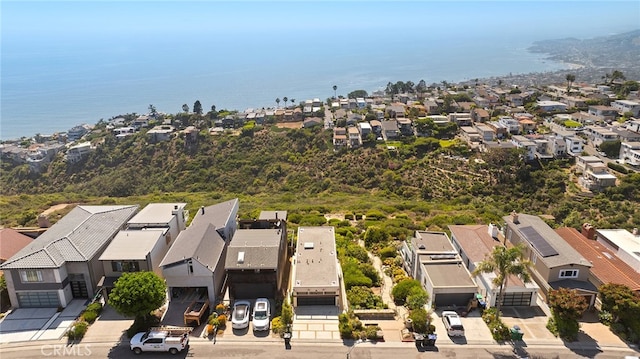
[
  {"left": 556, "top": 227, "right": 640, "bottom": 291},
  {"left": 0, "top": 228, "right": 33, "bottom": 262}
]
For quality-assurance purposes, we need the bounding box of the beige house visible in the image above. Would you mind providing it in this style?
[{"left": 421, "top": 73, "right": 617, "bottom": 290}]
[
  {"left": 503, "top": 212, "right": 597, "bottom": 307},
  {"left": 292, "top": 226, "right": 342, "bottom": 308}
]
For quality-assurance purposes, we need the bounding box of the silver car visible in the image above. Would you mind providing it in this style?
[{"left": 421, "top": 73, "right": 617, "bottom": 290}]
[
  {"left": 252, "top": 298, "right": 271, "bottom": 331},
  {"left": 231, "top": 300, "right": 251, "bottom": 330}
]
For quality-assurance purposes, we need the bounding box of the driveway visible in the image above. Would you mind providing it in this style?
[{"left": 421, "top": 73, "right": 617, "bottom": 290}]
[{"left": 0, "top": 300, "right": 85, "bottom": 343}]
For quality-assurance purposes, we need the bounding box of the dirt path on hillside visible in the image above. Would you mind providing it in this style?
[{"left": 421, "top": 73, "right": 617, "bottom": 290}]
[{"left": 41, "top": 203, "right": 74, "bottom": 216}]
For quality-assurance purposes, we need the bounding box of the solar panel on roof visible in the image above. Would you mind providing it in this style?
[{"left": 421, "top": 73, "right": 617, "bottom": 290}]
[{"left": 520, "top": 226, "right": 558, "bottom": 258}]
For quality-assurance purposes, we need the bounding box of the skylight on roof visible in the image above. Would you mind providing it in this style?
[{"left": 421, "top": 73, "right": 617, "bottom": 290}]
[
  {"left": 304, "top": 242, "right": 314, "bottom": 249},
  {"left": 237, "top": 251, "right": 245, "bottom": 264}
]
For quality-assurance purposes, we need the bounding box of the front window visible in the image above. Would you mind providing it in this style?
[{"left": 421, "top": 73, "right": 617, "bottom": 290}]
[
  {"left": 111, "top": 261, "right": 140, "bottom": 272},
  {"left": 559, "top": 269, "right": 579, "bottom": 279},
  {"left": 20, "top": 269, "right": 43, "bottom": 282}
]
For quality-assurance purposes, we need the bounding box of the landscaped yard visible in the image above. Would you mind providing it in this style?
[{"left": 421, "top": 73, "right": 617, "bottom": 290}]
[{"left": 563, "top": 120, "right": 582, "bottom": 128}]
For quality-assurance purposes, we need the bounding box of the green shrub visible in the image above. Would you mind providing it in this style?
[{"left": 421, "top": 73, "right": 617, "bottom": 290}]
[
  {"left": 82, "top": 310, "right": 98, "bottom": 324},
  {"left": 378, "top": 246, "right": 397, "bottom": 259},
  {"left": 608, "top": 162, "right": 628, "bottom": 174},
  {"left": 271, "top": 316, "right": 285, "bottom": 335},
  {"left": 67, "top": 321, "right": 89, "bottom": 340},
  {"left": 216, "top": 314, "right": 227, "bottom": 327},
  {"left": 599, "top": 310, "right": 613, "bottom": 325},
  {"left": 86, "top": 302, "right": 103, "bottom": 315},
  {"left": 391, "top": 278, "right": 422, "bottom": 304},
  {"left": 409, "top": 308, "right": 429, "bottom": 333}
]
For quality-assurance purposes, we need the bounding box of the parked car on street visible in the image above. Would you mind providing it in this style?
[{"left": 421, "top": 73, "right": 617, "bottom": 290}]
[
  {"left": 130, "top": 327, "right": 191, "bottom": 355},
  {"left": 442, "top": 311, "right": 465, "bottom": 337},
  {"left": 252, "top": 298, "right": 271, "bottom": 331},
  {"left": 231, "top": 300, "right": 251, "bottom": 329}
]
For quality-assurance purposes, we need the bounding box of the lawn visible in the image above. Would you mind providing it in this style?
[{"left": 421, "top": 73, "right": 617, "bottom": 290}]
[
  {"left": 563, "top": 120, "right": 582, "bottom": 128},
  {"left": 439, "top": 139, "right": 456, "bottom": 148}
]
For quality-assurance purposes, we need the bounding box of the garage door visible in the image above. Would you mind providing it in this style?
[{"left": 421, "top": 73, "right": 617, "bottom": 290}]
[
  {"left": 501, "top": 292, "right": 532, "bottom": 307},
  {"left": 17, "top": 292, "right": 60, "bottom": 308},
  {"left": 434, "top": 293, "right": 473, "bottom": 307},
  {"left": 232, "top": 283, "right": 274, "bottom": 300},
  {"left": 297, "top": 296, "right": 335, "bottom": 306}
]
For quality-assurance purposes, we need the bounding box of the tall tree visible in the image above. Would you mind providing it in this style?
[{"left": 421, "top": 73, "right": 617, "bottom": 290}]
[
  {"left": 148, "top": 104, "right": 157, "bottom": 116},
  {"left": 472, "top": 243, "right": 531, "bottom": 318},
  {"left": 275, "top": 98, "right": 280, "bottom": 108},
  {"left": 108, "top": 272, "right": 166, "bottom": 321},
  {"left": 610, "top": 70, "right": 626, "bottom": 84},
  {"left": 182, "top": 104, "right": 189, "bottom": 113},
  {"left": 548, "top": 288, "right": 588, "bottom": 340},
  {"left": 283, "top": 97, "right": 288, "bottom": 108},
  {"left": 333, "top": 85, "right": 338, "bottom": 99},
  {"left": 290, "top": 98, "right": 295, "bottom": 107},
  {"left": 565, "top": 74, "right": 576, "bottom": 93},
  {"left": 193, "top": 100, "right": 203, "bottom": 115}
]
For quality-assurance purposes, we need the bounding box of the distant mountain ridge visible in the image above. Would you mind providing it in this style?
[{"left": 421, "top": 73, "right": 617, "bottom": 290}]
[{"left": 528, "top": 29, "right": 640, "bottom": 68}]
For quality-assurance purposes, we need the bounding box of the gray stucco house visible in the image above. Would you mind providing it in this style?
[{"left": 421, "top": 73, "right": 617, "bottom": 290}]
[{"left": 0, "top": 205, "right": 138, "bottom": 308}]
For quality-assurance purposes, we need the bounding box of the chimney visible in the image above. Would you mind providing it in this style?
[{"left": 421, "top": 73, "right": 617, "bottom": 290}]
[
  {"left": 275, "top": 212, "right": 278, "bottom": 220},
  {"left": 488, "top": 223, "right": 499, "bottom": 239},
  {"left": 174, "top": 205, "right": 178, "bottom": 210},
  {"left": 582, "top": 223, "right": 595, "bottom": 240},
  {"left": 201, "top": 206, "right": 205, "bottom": 215},
  {"left": 511, "top": 211, "right": 519, "bottom": 224}
]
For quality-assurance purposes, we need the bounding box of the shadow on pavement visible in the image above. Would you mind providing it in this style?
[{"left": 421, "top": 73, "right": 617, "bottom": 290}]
[
  {"left": 500, "top": 307, "right": 546, "bottom": 319},
  {"left": 565, "top": 331, "right": 603, "bottom": 357}
]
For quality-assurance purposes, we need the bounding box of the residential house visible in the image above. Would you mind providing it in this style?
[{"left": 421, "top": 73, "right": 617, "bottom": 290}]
[
  {"left": 563, "top": 96, "right": 587, "bottom": 109},
  {"left": 333, "top": 127, "right": 347, "bottom": 148},
  {"left": 558, "top": 133, "right": 584, "bottom": 156},
  {"left": 480, "top": 141, "right": 516, "bottom": 152},
  {"left": 400, "top": 231, "right": 477, "bottom": 307},
  {"left": 508, "top": 94, "right": 525, "bottom": 107},
  {"left": 503, "top": 212, "right": 597, "bottom": 307},
  {"left": 113, "top": 126, "right": 136, "bottom": 140},
  {"left": 386, "top": 104, "right": 406, "bottom": 118},
  {"left": 613, "top": 128, "right": 640, "bottom": 143},
  {"left": 448, "top": 113, "right": 472, "bottom": 127},
  {"left": 346, "top": 113, "right": 362, "bottom": 127},
  {"left": 547, "top": 135, "right": 567, "bottom": 157},
  {"left": 471, "top": 108, "right": 490, "bottom": 123},
  {"left": 578, "top": 160, "right": 617, "bottom": 191},
  {"left": 369, "top": 120, "right": 382, "bottom": 137},
  {"left": 556, "top": 226, "right": 640, "bottom": 298},
  {"left": 423, "top": 99, "right": 439, "bottom": 115},
  {"left": 460, "top": 126, "right": 482, "bottom": 148},
  {"left": 347, "top": 127, "right": 362, "bottom": 148},
  {"left": 147, "top": 125, "right": 176, "bottom": 143},
  {"left": 381, "top": 120, "right": 400, "bottom": 140},
  {"left": 66, "top": 142, "right": 93, "bottom": 163},
  {"left": 620, "top": 142, "right": 640, "bottom": 166},
  {"left": 449, "top": 225, "right": 538, "bottom": 307},
  {"left": 396, "top": 118, "right": 413, "bottom": 136},
  {"left": 486, "top": 121, "right": 509, "bottom": 139},
  {"left": 474, "top": 123, "right": 495, "bottom": 142},
  {"left": 612, "top": 100, "right": 640, "bottom": 117},
  {"left": 594, "top": 228, "right": 640, "bottom": 273},
  {"left": 626, "top": 120, "right": 640, "bottom": 133},
  {"left": 0, "top": 229, "right": 33, "bottom": 265},
  {"left": 510, "top": 135, "right": 536, "bottom": 161},
  {"left": 303, "top": 117, "right": 323, "bottom": 128},
  {"left": 588, "top": 105, "right": 619, "bottom": 122},
  {"left": 585, "top": 126, "right": 619, "bottom": 147},
  {"left": 160, "top": 199, "right": 239, "bottom": 305},
  {"left": 224, "top": 218, "right": 288, "bottom": 300},
  {"left": 0, "top": 205, "right": 138, "bottom": 308},
  {"left": 575, "top": 155, "right": 603, "bottom": 174},
  {"left": 356, "top": 98, "right": 367, "bottom": 109},
  {"left": 292, "top": 226, "right": 341, "bottom": 308},
  {"left": 498, "top": 117, "right": 521, "bottom": 134},
  {"left": 537, "top": 100, "right": 568, "bottom": 113},
  {"left": 519, "top": 119, "right": 536, "bottom": 134},
  {"left": 67, "top": 125, "right": 89, "bottom": 142},
  {"left": 358, "top": 122, "right": 372, "bottom": 138},
  {"left": 132, "top": 115, "right": 150, "bottom": 129}
]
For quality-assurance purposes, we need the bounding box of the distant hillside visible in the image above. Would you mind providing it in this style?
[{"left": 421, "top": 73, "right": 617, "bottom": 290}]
[{"left": 528, "top": 29, "right": 640, "bottom": 69}]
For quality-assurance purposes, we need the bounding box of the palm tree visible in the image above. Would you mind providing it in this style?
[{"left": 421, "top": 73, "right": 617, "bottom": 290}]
[
  {"left": 182, "top": 104, "right": 189, "bottom": 113},
  {"left": 283, "top": 97, "right": 288, "bottom": 108},
  {"left": 275, "top": 98, "right": 280, "bottom": 108},
  {"left": 290, "top": 98, "right": 295, "bottom": 107},
  {"left": 565, "top": 74, "right": 576, "bottom": 93},
  {"left": 472, "top": 243, "right": 531, "bottom": 319},
  {"left": 333, "top": 85, "right": 337, "bottom": 99}
]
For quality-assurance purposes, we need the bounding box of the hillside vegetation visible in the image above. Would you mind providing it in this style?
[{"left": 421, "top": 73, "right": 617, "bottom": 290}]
[{"left": 2, "top": 125, "right": 640, "bottom": 231}]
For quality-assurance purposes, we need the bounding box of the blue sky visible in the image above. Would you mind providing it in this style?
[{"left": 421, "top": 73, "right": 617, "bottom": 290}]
[{"left": 3, "top": 1, "right": 639, "bottom": 41}]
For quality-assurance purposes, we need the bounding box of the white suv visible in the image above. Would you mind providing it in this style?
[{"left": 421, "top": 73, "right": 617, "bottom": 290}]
[
  {"left": 441, "top": 310, "right": 465, "bottom": 337},
  {"left": 252, "top": 298, "right": 271, "bottom": 331}
]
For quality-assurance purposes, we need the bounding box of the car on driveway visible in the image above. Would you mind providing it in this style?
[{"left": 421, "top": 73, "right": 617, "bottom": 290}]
[
  {"left": 231, "top": 300, "right": 251, "bottom": 329},
  {"left": 442, "top": 310, "right": 465, "bottom": 337},
  {"left": 252, "top": 298, "right": 271, "bottom": 331}
]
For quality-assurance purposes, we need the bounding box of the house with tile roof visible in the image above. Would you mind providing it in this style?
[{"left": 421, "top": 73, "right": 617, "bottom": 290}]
[
  {"left": 160, "top": 199, "right": 239, "bottom": 305},
  {"left": 0, "top": 205, "right": 138, "bottom": 308},
  {"left": 555, "top": 226, "right": 640, "bottom": 297},
  {"left": 503, "top": 212, "right": 597, "bottom": 307},
  {"left": 0, "top": 229, "right": 33, "bottom": 265},
  {"left": 449, "top": 224, "right": 539, "bottom": 308}
]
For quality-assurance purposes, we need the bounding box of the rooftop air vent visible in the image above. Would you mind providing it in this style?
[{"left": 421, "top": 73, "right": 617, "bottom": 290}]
[
  {"left": 304, "top": 242, "right": 314, "bottom": 249},
  {"left": 237, "top": 251, "right": 245, "bottom": 264}
]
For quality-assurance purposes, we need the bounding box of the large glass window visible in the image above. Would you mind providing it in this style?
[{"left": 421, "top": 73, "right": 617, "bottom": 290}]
[
  {"left": 111, "top": 261, "right": 140, "bottom": 272},
  {"left": 20, "top": 269, "right": 43, "bottom": 282}
]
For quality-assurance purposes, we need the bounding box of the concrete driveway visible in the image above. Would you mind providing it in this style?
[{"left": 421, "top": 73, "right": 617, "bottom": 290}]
[
  {"left": 432, "top": 308, "right": 494, "bottom": 345},
  {"left": 0, "top": 300, "right": 85, "bottom": 343}
]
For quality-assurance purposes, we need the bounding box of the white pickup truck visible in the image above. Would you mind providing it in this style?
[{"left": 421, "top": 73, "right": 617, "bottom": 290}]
[{"left": 130, "top": 327, "right": 190, "bottom": 355}]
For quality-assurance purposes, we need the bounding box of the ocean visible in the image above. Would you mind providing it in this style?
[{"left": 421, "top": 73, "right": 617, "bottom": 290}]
[{"left": 1, "top": 29, "right": 571, "bottom": 141}]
